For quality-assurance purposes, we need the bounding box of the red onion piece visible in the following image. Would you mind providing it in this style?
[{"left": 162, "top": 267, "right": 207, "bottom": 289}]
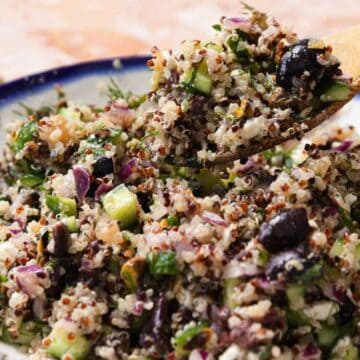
[
  {"left": 17, "top": 264, "right": 41, "bottom": 273},
  {"left": 16, "top": 264, "right": 44, "bottom": 298},
  {"left": 323, "top": 206, "right": 338, "bottom": 217},
  {"left": 237, "top": 159, "right": 256, "bottom": 173},
  {"left": 119, "top": 158, "right": 137, "bottom": 181},
  {"left": 95, "top": 183, "right": 113, "bottom": 201},
  {"left": 334, "top": 140, "right": 353, "bottom": 152},
  {"left": 222, "top": 16, "right": 252, "bottom": 32},
  {"left": 302, "top": 343, "right": 321, "bottom": 358},
  {"left": 203, "top": 211, "right": 227, "bottom": 227},
  {"left": 253, "top": 277, "right": 284, "bottom": 294},
  {"left": 112, "top": 103, "right": 131, "bottom": 116},
  {"left": 133, "top": 301, "right": 144, "bottom": 316},
  {"left": 73, "top": 166, "right": 90, "bottom": 202}
]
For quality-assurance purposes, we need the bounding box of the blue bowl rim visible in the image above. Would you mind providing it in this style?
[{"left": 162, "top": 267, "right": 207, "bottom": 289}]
[{"left": 0, "top": 55, "right": 150, "bottom": 105}]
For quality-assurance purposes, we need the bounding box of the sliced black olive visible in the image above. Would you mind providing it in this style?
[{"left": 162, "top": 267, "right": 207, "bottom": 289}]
[
  {"left": 93, "top": 157, "right": 114, "bottom": 178},
  {"left": 276, "top": 38, "right": 340, "bottom": 91},
  {"left": 139, "top": 294, "right": 177, "bottom": 353},
  {"left": 52, "top": 222, "right": 70, "bottom": 257},
  {"left": 259, "top": 207, "right": 311, "bottom": 253}
]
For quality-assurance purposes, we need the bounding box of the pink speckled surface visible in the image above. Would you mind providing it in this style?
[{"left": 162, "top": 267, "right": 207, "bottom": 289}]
[{"left": 1, "top": 0, "right": 360, "bottom": 81}]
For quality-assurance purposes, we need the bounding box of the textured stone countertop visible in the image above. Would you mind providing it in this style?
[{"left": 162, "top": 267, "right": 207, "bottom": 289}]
[{"left": 1, "top": 0, "right": 360, "bottom": 81}]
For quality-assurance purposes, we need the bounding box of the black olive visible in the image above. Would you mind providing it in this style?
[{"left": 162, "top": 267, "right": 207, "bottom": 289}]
[
  {"left": 139, "top": 294, "right": 177, "bottom": 353},
  {"left": 52, "top": 222, "right": 70, "bottom": 257},
  {"left": 259, "top": 207, "right": 311, "bottom": 253},
  {"left": 265, "top": 249, "right": 307, "bottom": 280},
  {"left": 276, "top": 38, "right": 340, "bottom": 91},
  {"left": 93, "top": 157, "right": 114, "bottom": 178},
  {"left": 23, "top": 191, "right": 40, "bottom": 208}
]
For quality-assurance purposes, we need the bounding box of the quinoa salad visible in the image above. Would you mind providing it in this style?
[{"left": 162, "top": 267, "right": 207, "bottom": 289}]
[
  {"left": 1, "top": 5, "right": 360, "bottom": 360},
  {"left": 139, "top": 5, "right": 354, "bottom": 165}
]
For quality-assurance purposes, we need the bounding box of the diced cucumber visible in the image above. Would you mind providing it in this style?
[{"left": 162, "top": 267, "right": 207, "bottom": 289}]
[
  {"left": 193, "top": 60, "right": 212, "bottom": 95},
  {"left": 2, "top": 321, "right": 43, "bottom": 346},
  {"left": 120, "top": 256, "right": 146, "bottom": 292},
  {"left": 344, "top": 344, "right": 359, "bottom": 360},
  {"left": 102, "top": 184, "right": 138, "bottom": 228},
  {"left": 329, "top": 239, "right": 344, "bottom": 259},
  {"left": 47, "top": 321, "right": 90, "bottom": 360},
  {"left": 223, "top": 278, "right": 241, "bottom": 309},
  {"left": 183, "top": 60, "right": 212, "bottom": 95},
  {"left": 286, "top": 284, "right": 306, "bottom": 310},
  {"left": 147, "top": 251, "right": 178, "bottom": 276},
  {"left": 331, "top": 338, "right": 359, "bottom": 360},
  {"left": 320, "top": 81, "right": 350, "bottom": 102},
  {"left": 63, "top": 216, "right": 79, "bottom": 233},
  {"left": 317, "top": 324, "right": 341, "bottom": 349},
  {"left": 46, "top": 195, "right": 77, "bottom": 216},
  {"left": 172, "top": 322, "right": 210, "bottom": 356}
]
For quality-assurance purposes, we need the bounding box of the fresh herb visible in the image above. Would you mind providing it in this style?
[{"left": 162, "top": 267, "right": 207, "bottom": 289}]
[
  {"left": 20, "top": 173, "right": 44, "bottom": 188},
  {"left": 339, "top": 207, "right": 355, "bottom": 231},
  {"left": 212, "top": 24, "right": 221, "bottom": 31},
  {"left": 227, "top": 31, "right": 251, "bottom": 64},
  {"left": 172, "top": 322, "right": 209, "bottom": 352},
  {"left": 107, "top": 78, "right": 146, "bottom": 108},
  {"left": 147, "top": 251, "right": 178, "bottom": 275},
  {"left": 167, "top": 216, "right": 180, "bottom": 227},
  {"left": 13, "top": 120, "right": 38, "bottom": 152}
]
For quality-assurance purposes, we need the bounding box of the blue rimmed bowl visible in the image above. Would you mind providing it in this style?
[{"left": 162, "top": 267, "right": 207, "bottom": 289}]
[{"left": 0, "top": 56, "right": 359, "bottom": 359}]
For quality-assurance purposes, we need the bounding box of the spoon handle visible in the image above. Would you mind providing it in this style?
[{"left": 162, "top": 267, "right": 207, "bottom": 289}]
[{"left": 324, "top": 26, "right": 360, "bottom": 81}]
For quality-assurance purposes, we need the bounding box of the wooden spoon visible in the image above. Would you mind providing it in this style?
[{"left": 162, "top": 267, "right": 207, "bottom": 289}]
[{"left": 212, "top": 27, "right": 360, "bottom": 165}]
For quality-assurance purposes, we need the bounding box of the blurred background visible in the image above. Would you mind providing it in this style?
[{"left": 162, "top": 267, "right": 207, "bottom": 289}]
[{"left": 1, "top": 0, "right": 360, "bottom": 81}]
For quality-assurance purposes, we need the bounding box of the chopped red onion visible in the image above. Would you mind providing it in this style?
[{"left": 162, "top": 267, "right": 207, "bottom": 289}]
[
  {"left": 133, "top": 301, "right": 144, "bottom": 316},
  {"left": 16, "top": 264, "right": 44, "bottom": 299},
  {"left": 73, "top": 166, "right": 90, "bottom": 202},
  {"left": 17, "top": 264, "right": 42, "bottom": 273},
  {"left": 323, "top": 206, "right": 338, "bottom": 217},
  {"left": 112, "top": 103, "right": 131, "bottom": 116},
  {"left": 203, "top": 211, "right": 227, "bottom": 227},
  {"left": 334, "top": 139, "right": 353, "bottom": 152},
  {"left": 189, "top": 350, "right": 212, "bottom": 360},
  {"left": 222, "top": 16, "right": 252, "bottom": 32},
  {"left": 302, "top": 343, "right": 321, "bottom": 358},
  {"left": 174, "top": 241, "right": 195, "bottom": 253},
  {"left": 237, "top": 159, "right": 256, "bottom": 173},
  {"left": 95, "top": 183, "right": 113, "bottom": 201},
  {"left": 323, "top": 283, "right": 349, "bottom": 305},
  {"left": 253, "top": 277, "right": 284, "bottom": 294},
  {"left": 119, "top": 158, "right": 137, "bottom": 181}
]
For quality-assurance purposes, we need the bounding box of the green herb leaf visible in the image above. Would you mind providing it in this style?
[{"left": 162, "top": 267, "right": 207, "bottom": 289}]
[
  {"left": 212, "top": 24, "right": 221, "bottom": 31},
  {"left": 20, "top": 173, "right": 44, "bottom": 188},
  {"left": 147, "top": 251, "right": 178, "bottom": 275},
  {"left": 14, "top": 121, "right": 38, "bottom": 152}
]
